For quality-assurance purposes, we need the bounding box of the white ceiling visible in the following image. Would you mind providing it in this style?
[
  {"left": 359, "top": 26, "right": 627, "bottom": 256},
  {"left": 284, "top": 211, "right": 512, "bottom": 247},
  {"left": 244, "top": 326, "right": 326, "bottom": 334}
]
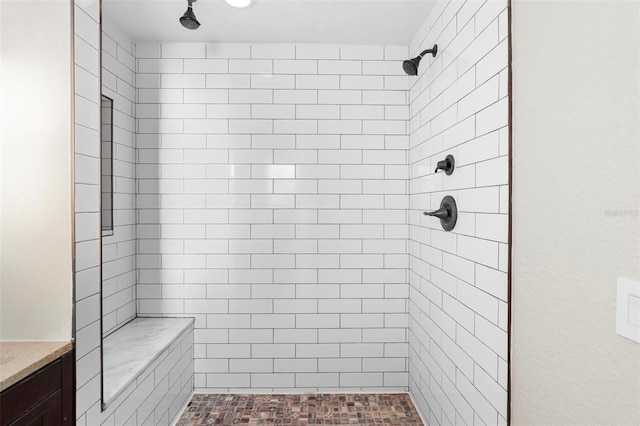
[{"left": 103, "top": 0, "right": 434, "bottom": 46}]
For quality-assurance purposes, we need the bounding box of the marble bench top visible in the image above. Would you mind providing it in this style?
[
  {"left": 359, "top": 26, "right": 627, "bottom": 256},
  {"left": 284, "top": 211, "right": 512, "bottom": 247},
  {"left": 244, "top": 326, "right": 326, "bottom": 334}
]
[
  {"left": 0, "top": 341, "right": 73, "bottom": 392},
  {"left": 103, "top": 317, "right": 193, "bottom": 406}
]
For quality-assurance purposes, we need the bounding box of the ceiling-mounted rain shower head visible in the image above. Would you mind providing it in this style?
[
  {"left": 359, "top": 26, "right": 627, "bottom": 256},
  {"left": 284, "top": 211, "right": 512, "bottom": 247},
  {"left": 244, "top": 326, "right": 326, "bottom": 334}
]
[
  {"left": 180, "top": 0, "right": 201, "bottom": 30},
  {"left": 403, "top": 44, "right": 438, "bottom": 76}
]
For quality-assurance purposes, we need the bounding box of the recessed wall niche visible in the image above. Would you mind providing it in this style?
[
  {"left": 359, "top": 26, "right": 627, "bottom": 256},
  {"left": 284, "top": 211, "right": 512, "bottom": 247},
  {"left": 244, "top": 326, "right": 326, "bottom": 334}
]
[{"left": 101, "top": 95, "right": 113, "bottom": 236}]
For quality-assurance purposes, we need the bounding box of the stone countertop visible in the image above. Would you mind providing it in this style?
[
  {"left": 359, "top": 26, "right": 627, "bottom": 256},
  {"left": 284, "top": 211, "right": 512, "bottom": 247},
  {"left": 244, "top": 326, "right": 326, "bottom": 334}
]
[{"left": 0, "top": 341, "right": 73, "bottom": 392}]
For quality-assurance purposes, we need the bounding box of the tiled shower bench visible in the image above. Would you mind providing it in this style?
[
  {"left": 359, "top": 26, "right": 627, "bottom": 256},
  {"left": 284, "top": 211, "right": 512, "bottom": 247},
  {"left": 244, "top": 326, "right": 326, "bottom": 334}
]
[{"left": 87, "top": 317, "right": 194, "bottom": 425}]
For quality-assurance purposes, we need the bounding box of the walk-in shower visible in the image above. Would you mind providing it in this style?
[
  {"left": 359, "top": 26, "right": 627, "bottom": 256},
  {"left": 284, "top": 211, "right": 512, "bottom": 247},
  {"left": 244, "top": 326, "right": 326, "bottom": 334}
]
[{"left": 73, "top": 0, "right": 511, "bottom": 423}]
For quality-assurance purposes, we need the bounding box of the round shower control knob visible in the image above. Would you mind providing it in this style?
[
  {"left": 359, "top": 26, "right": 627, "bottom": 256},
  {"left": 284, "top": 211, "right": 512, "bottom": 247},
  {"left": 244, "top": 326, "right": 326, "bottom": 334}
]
[{"left": 423, "top": 196, "right": 458, "bottom": 231}]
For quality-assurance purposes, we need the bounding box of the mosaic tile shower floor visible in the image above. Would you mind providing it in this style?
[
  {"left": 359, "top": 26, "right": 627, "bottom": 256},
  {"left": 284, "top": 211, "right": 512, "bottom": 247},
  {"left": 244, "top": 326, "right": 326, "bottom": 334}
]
[{"left": 176, "top": 394, "right": 424, "bottom": 426}]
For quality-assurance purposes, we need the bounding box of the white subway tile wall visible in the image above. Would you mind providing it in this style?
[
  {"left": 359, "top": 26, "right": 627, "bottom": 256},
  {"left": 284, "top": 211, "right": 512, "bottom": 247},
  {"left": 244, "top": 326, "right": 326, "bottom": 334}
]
[
  {"left": 134, "top": 42, "right": 412, "bottom": 392},
  {"left": 101, "top": 27, "right": 137, "bottom": 336},
  {"left": 407, "top": 0, "right": 509, "bottom": 425},
  {"left": 75, "top": 3, "right": 194, "bottom": 424},
  {"left": 74, "top": 2, "right": 103, "bottom": 423}
]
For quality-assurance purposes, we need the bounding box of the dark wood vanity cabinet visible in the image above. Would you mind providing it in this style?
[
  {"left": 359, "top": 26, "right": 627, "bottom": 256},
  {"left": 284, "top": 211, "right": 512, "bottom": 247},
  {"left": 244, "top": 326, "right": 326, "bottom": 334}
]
[{"left": 0, "top": 351, "right": 74, "bottom": 426}]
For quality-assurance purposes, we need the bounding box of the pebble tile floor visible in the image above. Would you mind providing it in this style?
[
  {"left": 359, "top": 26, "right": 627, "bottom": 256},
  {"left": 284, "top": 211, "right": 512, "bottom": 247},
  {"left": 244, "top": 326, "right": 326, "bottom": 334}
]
[{"left": 176, "top": 394, "right": 424, "bottom": 425}]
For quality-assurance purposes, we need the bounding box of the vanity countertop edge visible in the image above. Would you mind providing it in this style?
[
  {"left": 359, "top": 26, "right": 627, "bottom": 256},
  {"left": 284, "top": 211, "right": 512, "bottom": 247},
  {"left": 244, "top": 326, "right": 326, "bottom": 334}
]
[{"left": 0, "top": 341, "right": 74, "bottom": 392}]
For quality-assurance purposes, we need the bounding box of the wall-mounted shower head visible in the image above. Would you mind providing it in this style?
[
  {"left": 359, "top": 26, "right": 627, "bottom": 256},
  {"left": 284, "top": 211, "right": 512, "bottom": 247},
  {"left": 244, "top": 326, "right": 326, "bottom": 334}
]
[
  {"left": 402, "top": 57, "right": 420, "bottom": 76},
  {"left": 403, "top": 44, "right": 438, "bottom": 76},
  {"left": 180, "top": 0, "right": 201, "bottom": 30}
]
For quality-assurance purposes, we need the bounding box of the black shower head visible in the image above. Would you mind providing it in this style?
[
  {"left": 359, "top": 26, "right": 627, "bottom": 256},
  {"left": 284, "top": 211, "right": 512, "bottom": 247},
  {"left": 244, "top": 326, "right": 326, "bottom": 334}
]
[
  {"left": 403, "top": 57, "right": 421, "bottom": 76},
  {"left": 180, "top": 0, "right": 200, "bottom": 30},
  {"left": 403, "top": 44, "right": 438, "bottom": 76}
]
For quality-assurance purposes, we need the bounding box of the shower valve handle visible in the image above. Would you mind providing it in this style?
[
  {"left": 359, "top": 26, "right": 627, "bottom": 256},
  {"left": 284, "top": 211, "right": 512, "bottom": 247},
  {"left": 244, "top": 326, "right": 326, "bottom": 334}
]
[
  {"left": 434, "top": 160, "right": 448, "bottom": 173},
  {"left": 434, "top": 155, "right": 455, "bottom": 175},
  {"left": 423, "top": 196, "right": 458, "bottom": 232},
  {"left": 423, "top": 206, "right": 451, "bottom": 220}
]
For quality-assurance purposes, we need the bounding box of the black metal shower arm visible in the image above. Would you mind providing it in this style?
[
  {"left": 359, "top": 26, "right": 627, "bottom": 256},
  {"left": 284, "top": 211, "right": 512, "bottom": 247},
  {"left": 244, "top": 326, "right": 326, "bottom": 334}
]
[{"left": 419, "top": 45, "right": 438, "bottom": 58}]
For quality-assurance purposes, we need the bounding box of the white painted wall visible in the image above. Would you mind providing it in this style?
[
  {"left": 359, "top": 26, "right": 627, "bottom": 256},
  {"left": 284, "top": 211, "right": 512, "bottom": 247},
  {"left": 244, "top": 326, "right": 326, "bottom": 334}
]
[
  {"left": 511, "top": 1, "right": 640, "bottom": 424},
  {"left": 0, "top": 0, "right": 73, "bottom": 341}
]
